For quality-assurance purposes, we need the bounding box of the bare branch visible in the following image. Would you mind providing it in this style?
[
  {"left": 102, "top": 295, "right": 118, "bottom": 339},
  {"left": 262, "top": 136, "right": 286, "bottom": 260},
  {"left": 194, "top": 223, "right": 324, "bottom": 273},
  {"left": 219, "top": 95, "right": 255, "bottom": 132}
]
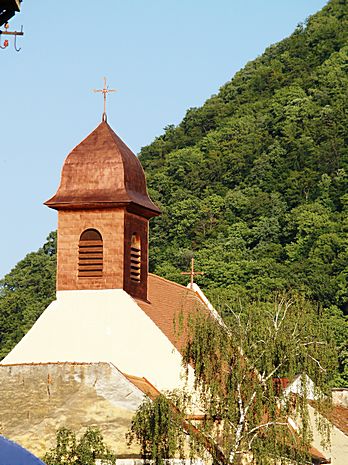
[
  {"left": 230, "top": 383, "right": 249, "bottom": 464},
  {"left": 308, "top": 354, "right": 326, "bottom": 372},
  {"left": 262, "top": 362, "right": 284, "bottom": 383},
  {"left": 226, "top": 419, "right": 237, "bottom": 432},
  {"left": 237, "top": 384, "right": 244, "bottom": 418},
  {"left": 248, "top": 421, "right": 289, "bottom": 436},
  {"left": 292, "top": 322, "right": 298, "bottom": 337},
  {"left": 247, "top": 421, "right": 288, "bottom": 449},
  {"left": 273, "top": 298, "right": 293, "bottom": 332},
  {"left": 244, "top": 391, "right": 257, "bottom": 415},
  {"left": 302, "top": 341, "right": 327, "bottom": 347}
]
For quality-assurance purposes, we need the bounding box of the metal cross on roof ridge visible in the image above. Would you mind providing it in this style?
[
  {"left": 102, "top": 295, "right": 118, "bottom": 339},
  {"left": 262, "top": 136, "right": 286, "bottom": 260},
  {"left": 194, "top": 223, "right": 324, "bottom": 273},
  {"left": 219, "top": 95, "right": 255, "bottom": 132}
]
[
  {"left": 93, "top": 77, "right": 116, "bottom": 122},
  {"left": 181, "top": 257, "right": 204, "bottom": 289}
]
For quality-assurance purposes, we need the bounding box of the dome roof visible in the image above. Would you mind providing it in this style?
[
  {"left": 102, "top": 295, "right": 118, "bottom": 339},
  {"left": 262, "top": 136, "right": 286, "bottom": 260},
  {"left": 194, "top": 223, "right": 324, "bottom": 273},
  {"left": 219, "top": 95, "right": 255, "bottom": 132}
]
[{"left": 45, "top": 121, "right": 160, "bottom": 218}]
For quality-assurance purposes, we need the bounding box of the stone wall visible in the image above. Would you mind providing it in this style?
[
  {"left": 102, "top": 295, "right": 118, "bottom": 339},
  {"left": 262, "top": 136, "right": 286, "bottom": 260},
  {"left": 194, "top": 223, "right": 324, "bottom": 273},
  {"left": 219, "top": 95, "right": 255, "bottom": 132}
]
[{"left": 0, "top": 362, "right": 144, "bottom": 458}]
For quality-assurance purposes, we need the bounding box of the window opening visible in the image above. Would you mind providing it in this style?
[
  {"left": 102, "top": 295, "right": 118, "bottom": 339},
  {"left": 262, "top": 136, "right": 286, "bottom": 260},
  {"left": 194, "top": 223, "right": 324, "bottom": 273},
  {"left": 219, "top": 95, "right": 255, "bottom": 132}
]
[
  {"left": 78, "top": 229, "right": 103, "bottom": 278},
  {"left": 130, "top": 233, "right": 141, "bottom": 282}
]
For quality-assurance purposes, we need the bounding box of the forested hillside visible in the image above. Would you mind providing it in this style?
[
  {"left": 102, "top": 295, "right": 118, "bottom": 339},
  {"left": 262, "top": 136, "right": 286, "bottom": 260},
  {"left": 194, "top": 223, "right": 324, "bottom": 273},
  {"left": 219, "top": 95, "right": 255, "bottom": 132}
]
[
  {"left": 0, "top": 0, "right": 347, "bottom": 383},
  {"left": 140, "top": 0, "right": 348, "bottom": 384}
]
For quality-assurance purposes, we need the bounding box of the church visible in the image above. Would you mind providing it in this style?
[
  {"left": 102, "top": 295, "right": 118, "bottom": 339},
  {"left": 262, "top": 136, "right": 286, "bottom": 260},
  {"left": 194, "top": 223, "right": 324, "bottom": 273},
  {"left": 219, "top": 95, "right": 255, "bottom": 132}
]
[
  {"left": 0, "top": 106, "right": 346, "bottom": 464},
  {"left": 0, "top": 115, "right": 213, "bottom": 456}
]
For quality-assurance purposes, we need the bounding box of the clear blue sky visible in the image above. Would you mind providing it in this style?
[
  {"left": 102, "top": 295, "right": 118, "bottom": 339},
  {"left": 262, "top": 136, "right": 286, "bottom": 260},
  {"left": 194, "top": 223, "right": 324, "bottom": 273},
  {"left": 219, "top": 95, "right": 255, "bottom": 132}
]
[{"left": 0, "top": 0, "right": 328, "bottom": 278}]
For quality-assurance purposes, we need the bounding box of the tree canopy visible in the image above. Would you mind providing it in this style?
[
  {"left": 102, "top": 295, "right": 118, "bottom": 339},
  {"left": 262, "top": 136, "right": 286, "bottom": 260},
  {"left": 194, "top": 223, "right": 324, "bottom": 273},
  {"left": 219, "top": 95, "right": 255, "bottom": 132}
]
[
  {"left": 128, "top": 297, "right": 335, "bottom": 465},
  {"left": 43, "top": 427, "right": 115, "bottom": 465},
  {"left": 139, "top": 0, "right": 348, "bottom": 385}
]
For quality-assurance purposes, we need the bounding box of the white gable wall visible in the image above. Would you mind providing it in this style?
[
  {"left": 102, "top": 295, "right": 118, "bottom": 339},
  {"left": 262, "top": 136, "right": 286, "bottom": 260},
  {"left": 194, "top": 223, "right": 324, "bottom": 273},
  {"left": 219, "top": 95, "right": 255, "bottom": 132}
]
[
  {"left": 1, "top": 289, "right": 195, "bottom": 392},
  {"left": 308, "top": 404, "right": 348, "bottom": 465}
]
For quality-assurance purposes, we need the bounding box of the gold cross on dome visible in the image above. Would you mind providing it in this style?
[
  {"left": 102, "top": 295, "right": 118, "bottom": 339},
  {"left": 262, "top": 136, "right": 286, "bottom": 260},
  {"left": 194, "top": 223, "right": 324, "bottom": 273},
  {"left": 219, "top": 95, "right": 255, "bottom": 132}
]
[
  {"left": 181, "top": 257, "right": 204, "bottom": 289},
  {"left": 93, "top": 77, "right": 116, "bottom": 122}
]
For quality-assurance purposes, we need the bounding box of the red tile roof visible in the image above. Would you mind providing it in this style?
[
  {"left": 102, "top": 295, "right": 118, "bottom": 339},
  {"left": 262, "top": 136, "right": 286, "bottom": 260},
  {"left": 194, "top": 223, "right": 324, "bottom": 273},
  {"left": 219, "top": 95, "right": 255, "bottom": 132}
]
[
  {"left": 308, "top": 445, "right": 331, "bottom": 464},
  {"left": 309, "top": 400, "right": 348, "bottom": 436},
  {"left": 273, "top": 377, "right": 290, "bottom": 390},
  {"left": 136, "top": 274, "right": 209, "bottom": 354},
  {"left": 327, "top": 405, "right": 348, "bottom": 436}
]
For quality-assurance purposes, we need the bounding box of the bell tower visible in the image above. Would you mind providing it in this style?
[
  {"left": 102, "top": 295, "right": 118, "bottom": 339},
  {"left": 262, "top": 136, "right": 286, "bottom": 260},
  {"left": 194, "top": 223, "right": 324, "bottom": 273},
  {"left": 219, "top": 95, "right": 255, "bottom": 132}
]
[{"left": 45, "top": 121, "right": 160, "bottom": 301}]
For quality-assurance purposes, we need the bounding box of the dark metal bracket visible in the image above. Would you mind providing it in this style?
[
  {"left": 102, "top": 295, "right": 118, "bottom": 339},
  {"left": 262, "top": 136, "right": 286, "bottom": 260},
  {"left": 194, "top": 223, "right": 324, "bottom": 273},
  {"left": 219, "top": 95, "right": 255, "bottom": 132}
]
[{"left": 0, "top": 23, "right": 23, "bottom": 51}]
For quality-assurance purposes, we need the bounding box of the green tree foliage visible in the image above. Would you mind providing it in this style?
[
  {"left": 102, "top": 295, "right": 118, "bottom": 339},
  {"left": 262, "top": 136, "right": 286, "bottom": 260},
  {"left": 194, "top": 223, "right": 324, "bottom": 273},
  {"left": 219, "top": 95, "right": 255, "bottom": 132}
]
[
  {"left": 129, "top": 297, "right": 335, "bottom": 465},
  {"left": 0, "top": 232, "right": 56, "bottom": 359},
  {"left": 127, "top": 393, "right": 189, "bottom": 464},
  {"left": 43, "top": 427, "right": 116, "bottom": 465},
  {"left": 139, "top": 0, "right": 348, "bottom": 385}
]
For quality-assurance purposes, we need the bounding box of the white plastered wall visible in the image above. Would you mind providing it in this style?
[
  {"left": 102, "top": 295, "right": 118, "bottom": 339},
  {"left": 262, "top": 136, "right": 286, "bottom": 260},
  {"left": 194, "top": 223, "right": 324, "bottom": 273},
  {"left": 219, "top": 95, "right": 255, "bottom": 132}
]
[
  {"left": 308, "top": 404, "right": 348, "bottom": 465},
  {"left": 1, "top": 289, "right": 195, "bottom": 392}
]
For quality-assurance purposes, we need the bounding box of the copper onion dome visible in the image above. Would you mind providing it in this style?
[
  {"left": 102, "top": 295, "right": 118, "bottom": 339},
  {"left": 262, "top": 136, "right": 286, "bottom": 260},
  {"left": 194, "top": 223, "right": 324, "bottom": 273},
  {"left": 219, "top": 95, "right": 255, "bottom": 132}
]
[{"left": 45, "top": 121, "right": 161, "bottom": 218}]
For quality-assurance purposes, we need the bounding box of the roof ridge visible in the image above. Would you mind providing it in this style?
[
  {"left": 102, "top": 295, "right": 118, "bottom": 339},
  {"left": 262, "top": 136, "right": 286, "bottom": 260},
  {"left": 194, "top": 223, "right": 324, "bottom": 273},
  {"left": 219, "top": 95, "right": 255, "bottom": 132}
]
[
  {"left": 122, "top": 372, "right": 162, "bottom": 400},
  {"left": 104, "top": 121, "right": 132, "bottom": 152},
  {"left": 149, "top": 273, "right": 200, "bottom": 295},
  {"left": 0, "top": 361, "right": 110, "bottom": 367},
  {"left": 103, "top": 121, "right": 127, "bottom": 193},
  {"left": 68, "top": 121, "right": 108, "bottom": 156}
]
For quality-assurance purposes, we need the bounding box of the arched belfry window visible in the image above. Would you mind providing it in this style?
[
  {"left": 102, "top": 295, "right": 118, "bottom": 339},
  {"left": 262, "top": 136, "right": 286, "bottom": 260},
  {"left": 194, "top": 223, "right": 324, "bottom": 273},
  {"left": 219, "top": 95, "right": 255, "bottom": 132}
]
[
  {"left": 78, "top": 229, "right": 103, "bottom": 278},
  {"left": 130, "top": 233, "right": 141, "bottom": 282}
]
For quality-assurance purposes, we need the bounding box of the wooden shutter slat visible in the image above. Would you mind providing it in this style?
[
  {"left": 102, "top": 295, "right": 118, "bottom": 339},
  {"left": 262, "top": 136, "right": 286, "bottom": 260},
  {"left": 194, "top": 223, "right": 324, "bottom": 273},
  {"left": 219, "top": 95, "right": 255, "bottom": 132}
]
[
  {"left": 79, "top": 260, "right": 102, "bottom": 265},
  {"left": 78, "top": 253, "right": 103, "bottom": 259},
  {"left": 79, "top": 262, "right": 103, "bottom": 269},
  {"left": 79, "top": 247, "right": 103, "bottom": 254},
  {"left": 130, "top": 234, "right": 141, "bottom": 283},
  {"left": 79, "top": 240, "right": 103, "bottom": 247},
  {"left": 79, "top": 271, "right": 103, "bottom": 277}
]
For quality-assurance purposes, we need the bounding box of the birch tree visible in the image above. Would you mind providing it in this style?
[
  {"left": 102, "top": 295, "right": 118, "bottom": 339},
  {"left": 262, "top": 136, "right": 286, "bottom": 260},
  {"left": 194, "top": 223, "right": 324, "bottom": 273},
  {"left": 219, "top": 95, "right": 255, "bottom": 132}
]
[{"left": 128, "top": 296, "right": 335, "bottom": 465}]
